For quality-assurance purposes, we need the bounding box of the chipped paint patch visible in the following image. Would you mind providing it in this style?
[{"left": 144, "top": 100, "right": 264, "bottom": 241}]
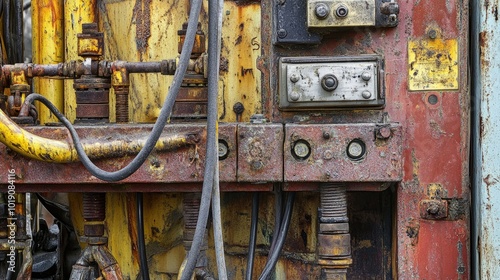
[{"left": 408, "top": 38, "right": 458, "bottom": 91}]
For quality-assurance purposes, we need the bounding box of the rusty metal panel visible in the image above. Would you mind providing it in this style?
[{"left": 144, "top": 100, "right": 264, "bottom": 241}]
[
  {"left": 0, "top": 123, "right": 237, "bottom": 185},
  {"left": 284, "top": 123, "right": 402, "bottom": 182},
  {"left": 237, "top": 123, "right": 283, "bottom": 182},
  {"left": 476, "top": 0, "right": 500, "bottom": 277}
]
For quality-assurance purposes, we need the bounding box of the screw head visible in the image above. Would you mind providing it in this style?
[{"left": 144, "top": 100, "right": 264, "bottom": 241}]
[
  {"left": 335, "top": 5, "right": 349, "bottom": 18},
  {"left": 233, "top": 102, "right": 244, "bottom": 114},
  {"left": 323, "top": 150, "right": 334, "bottom": 160},
  {"left": 315, "top": 3, "right": 330, "bottom": 19},
  {"left": 277, "top": 29, "right": 287, "bottom": 39},
  {"left": 362, "top": 90, "right": 372, "bottom": 99},
  {"left": 321, "top": 74, "right": 338, "bottom": 91},
  {"left": 289, "top": 91, "right": 300, "bottom": 101},
  {"left": 322, "top": 131, "right": 331, "bottom": 139},
  {"left": 290, "top": 74, "right": 300, "bottom": 83},
  {"left": 251, "top": 160, "right": 263, "bottom": 170},
  {"left": 377, "top": 127, "right": 392, "bottom": 139},
  {"left": 428, "top": 29, "right": 437, "bottom": 39},
  {"left": 361, "top": 71, "right": 372, "bottom": 81}
]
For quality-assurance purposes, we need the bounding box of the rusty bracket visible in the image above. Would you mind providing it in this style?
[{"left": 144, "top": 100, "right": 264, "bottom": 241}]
[
  {"left": 419, "top": 199, "right": 448, "bottom": 220},
  {"left": 419, "top": 183, "right": 467, "bottom": 220}
]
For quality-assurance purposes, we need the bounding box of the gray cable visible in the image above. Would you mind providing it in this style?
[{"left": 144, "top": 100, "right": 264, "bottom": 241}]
[
  {"left": 210, "top": 0, "right": 228, "bottom": 278},
  {"left": 178, "top": 0, "right": 221, "bottom": 277}
]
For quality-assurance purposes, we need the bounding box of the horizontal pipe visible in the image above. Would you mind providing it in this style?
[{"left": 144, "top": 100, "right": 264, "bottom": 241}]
[{"left": 0, "top": 109, "right": 199, "bottom": 163}]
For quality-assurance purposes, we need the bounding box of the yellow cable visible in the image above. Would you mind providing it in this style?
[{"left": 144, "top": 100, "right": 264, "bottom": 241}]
[{"left": 0, "top": 109, "right": 197, "bottom": 163}]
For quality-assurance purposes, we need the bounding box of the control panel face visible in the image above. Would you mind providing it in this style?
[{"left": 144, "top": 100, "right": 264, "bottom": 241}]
[
  {"left": 279, "top": 56, "right": 384, "bottom": 110},
  {"left": 307, "top": 0, "right": 376, "bottom": 28}
]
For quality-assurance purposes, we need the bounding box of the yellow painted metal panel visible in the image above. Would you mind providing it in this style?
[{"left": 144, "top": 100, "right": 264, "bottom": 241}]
[
  {"left": 99, "top": 0, "right": 261, "bottom": 123},
  {"left": 408, "top": 37, "right": 459, "bottom": 91},
  {"left": 219, "top": 3, "right": 262, "bottom": 122},
  {"left": 32, "top": 0, "right": 64, "bottom": 124}
]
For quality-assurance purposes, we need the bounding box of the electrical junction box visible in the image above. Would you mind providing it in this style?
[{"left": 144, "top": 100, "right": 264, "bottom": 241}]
[
  {"left": 308, "top": 0, "right": 376, "bottom": 28},
  {"left": 279, "top": 56, "right": 385, "bottom": 110}
]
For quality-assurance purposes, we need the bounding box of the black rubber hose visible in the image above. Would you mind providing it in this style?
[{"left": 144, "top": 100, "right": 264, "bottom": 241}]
[
  {"left": 178, "top": 0, "right": 221, "bottom": 277},
  {"left": 137, "top": 193, "right": 150, "bottom": 280},
  {"left": 21, "top": 0, "right": 202, "bottom": 182},
  {"left": 268, "top": 186, "right": 283, "bottom": 257},
  {"left": 245, "top": 193, "right": 260, "bottom": 280},
  {"left": 258, "top": 193, "right": 295, "bottom": 280}
]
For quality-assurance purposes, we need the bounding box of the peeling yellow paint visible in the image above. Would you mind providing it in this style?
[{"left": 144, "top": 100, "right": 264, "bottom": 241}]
[{"left": 408, "top": 38, "right": 458, "bottom": 91}]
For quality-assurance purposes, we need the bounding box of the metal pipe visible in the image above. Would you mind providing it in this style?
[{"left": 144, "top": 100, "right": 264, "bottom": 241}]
[{"left": 0, "top": 108, "right": 199, "bottom": 163}]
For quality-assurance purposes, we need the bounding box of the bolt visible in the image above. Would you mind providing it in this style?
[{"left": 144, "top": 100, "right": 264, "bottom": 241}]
[
  {"left": 388, "top": 14, "right": 397, "bottom": 23},
  {"left": 322, "top": 131, "right": 330, "bottom": 139},
  {"left": 315, "top": 3, "right": 330, "bottom": 19},
  {"left": 428, "top": 29, "right": 437, "bottom": 39},
  {"left": 289, "top": 91, "right": 300, "bottom": 101},
  {"left": 323, "top": 150, "right": 334, "bottom": 160},
  {"left": 321, "top": 74, "right": 338, "bottom": 91},
  {"left": 427, "top": 203, "right": 440, "bottom": 215},
  {"left": 376, "top": 126, "right": 392, "bottom": 139},
  {"left": 290, "top": 74, "right": 300, "bottom": 83},
  {"left": 233, "top": 102, "right": 244, "bottom": 114},
  {"left": 251, "top": 160, "right": 263, "bottom": 170},
  {"left": 361, "top": 71, "right": 372, "bottom": 81},
  {"left": 362, "top": 90, "right": 372, "bottom": 99},
  {"left": 277, "top": 28, "right": 287, "bottom": 39},
  {"left": 335, "top": 5, "right": 349, "bottom": 18},
  {"left": 226, "top": 10, "right": 230, "bottom": 15}
]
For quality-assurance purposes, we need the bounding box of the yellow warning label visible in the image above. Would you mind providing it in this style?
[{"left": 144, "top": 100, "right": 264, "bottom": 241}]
[{"left": 408, "top": 38, "right": 458, "bottom": 91}]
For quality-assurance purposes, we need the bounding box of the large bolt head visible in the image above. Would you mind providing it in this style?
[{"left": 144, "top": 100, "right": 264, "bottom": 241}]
[
  {"left": 315, "top": 3, "right": 330, "bottom": 19},
  {"left": 321, "top": 74, "right": 339, "bottom": 91}
]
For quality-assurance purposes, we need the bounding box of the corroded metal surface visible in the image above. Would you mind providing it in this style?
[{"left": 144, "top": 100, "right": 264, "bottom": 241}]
[
  {"left": 237, "top": 123, "right": 283, "bottom": 182},
  {"left": 0, "top": 123, "right": 237, "bottom": 185},
  {"left": 477, "top": 0, "right": 500, "bottom": 277},
  {"left": 260, "top": 0, "right": 470, "bottom": 277},
  {"left": 284, "top": 124, "right": 402, "bottom": 182}
]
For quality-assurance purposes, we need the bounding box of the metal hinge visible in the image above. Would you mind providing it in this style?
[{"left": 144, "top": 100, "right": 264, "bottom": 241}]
[{"left": 419, "top": 183, "right": 468, "bottom": 220}]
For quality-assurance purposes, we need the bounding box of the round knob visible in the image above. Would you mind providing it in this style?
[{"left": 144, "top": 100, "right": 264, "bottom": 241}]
[{"left": 321, "top": 74, "right": 338, "bottom": 91}]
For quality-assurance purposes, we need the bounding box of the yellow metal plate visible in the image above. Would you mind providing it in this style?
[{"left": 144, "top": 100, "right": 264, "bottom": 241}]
[{"left": 408, "top": 38, "right": 458, "bottom": 91}]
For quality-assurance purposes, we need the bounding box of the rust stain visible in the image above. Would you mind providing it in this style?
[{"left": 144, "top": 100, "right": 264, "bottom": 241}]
[
  {"left": 126, "top": 194, "right": 140, "bottom": 266},
  {"left": 483, "top": 174, "right": 499, "bottom": 187},
  {"left": 406, "top": 219, "right": 420, "bottom": 246},
  {"left": 479, "top": 31, "right": 490, "bottom": 70},
  {"left": 230, "top": 0, "right": 261, "bottom": 6},
  {"left": 133, "top": 0, "right": 152, "bottom": 58}
]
